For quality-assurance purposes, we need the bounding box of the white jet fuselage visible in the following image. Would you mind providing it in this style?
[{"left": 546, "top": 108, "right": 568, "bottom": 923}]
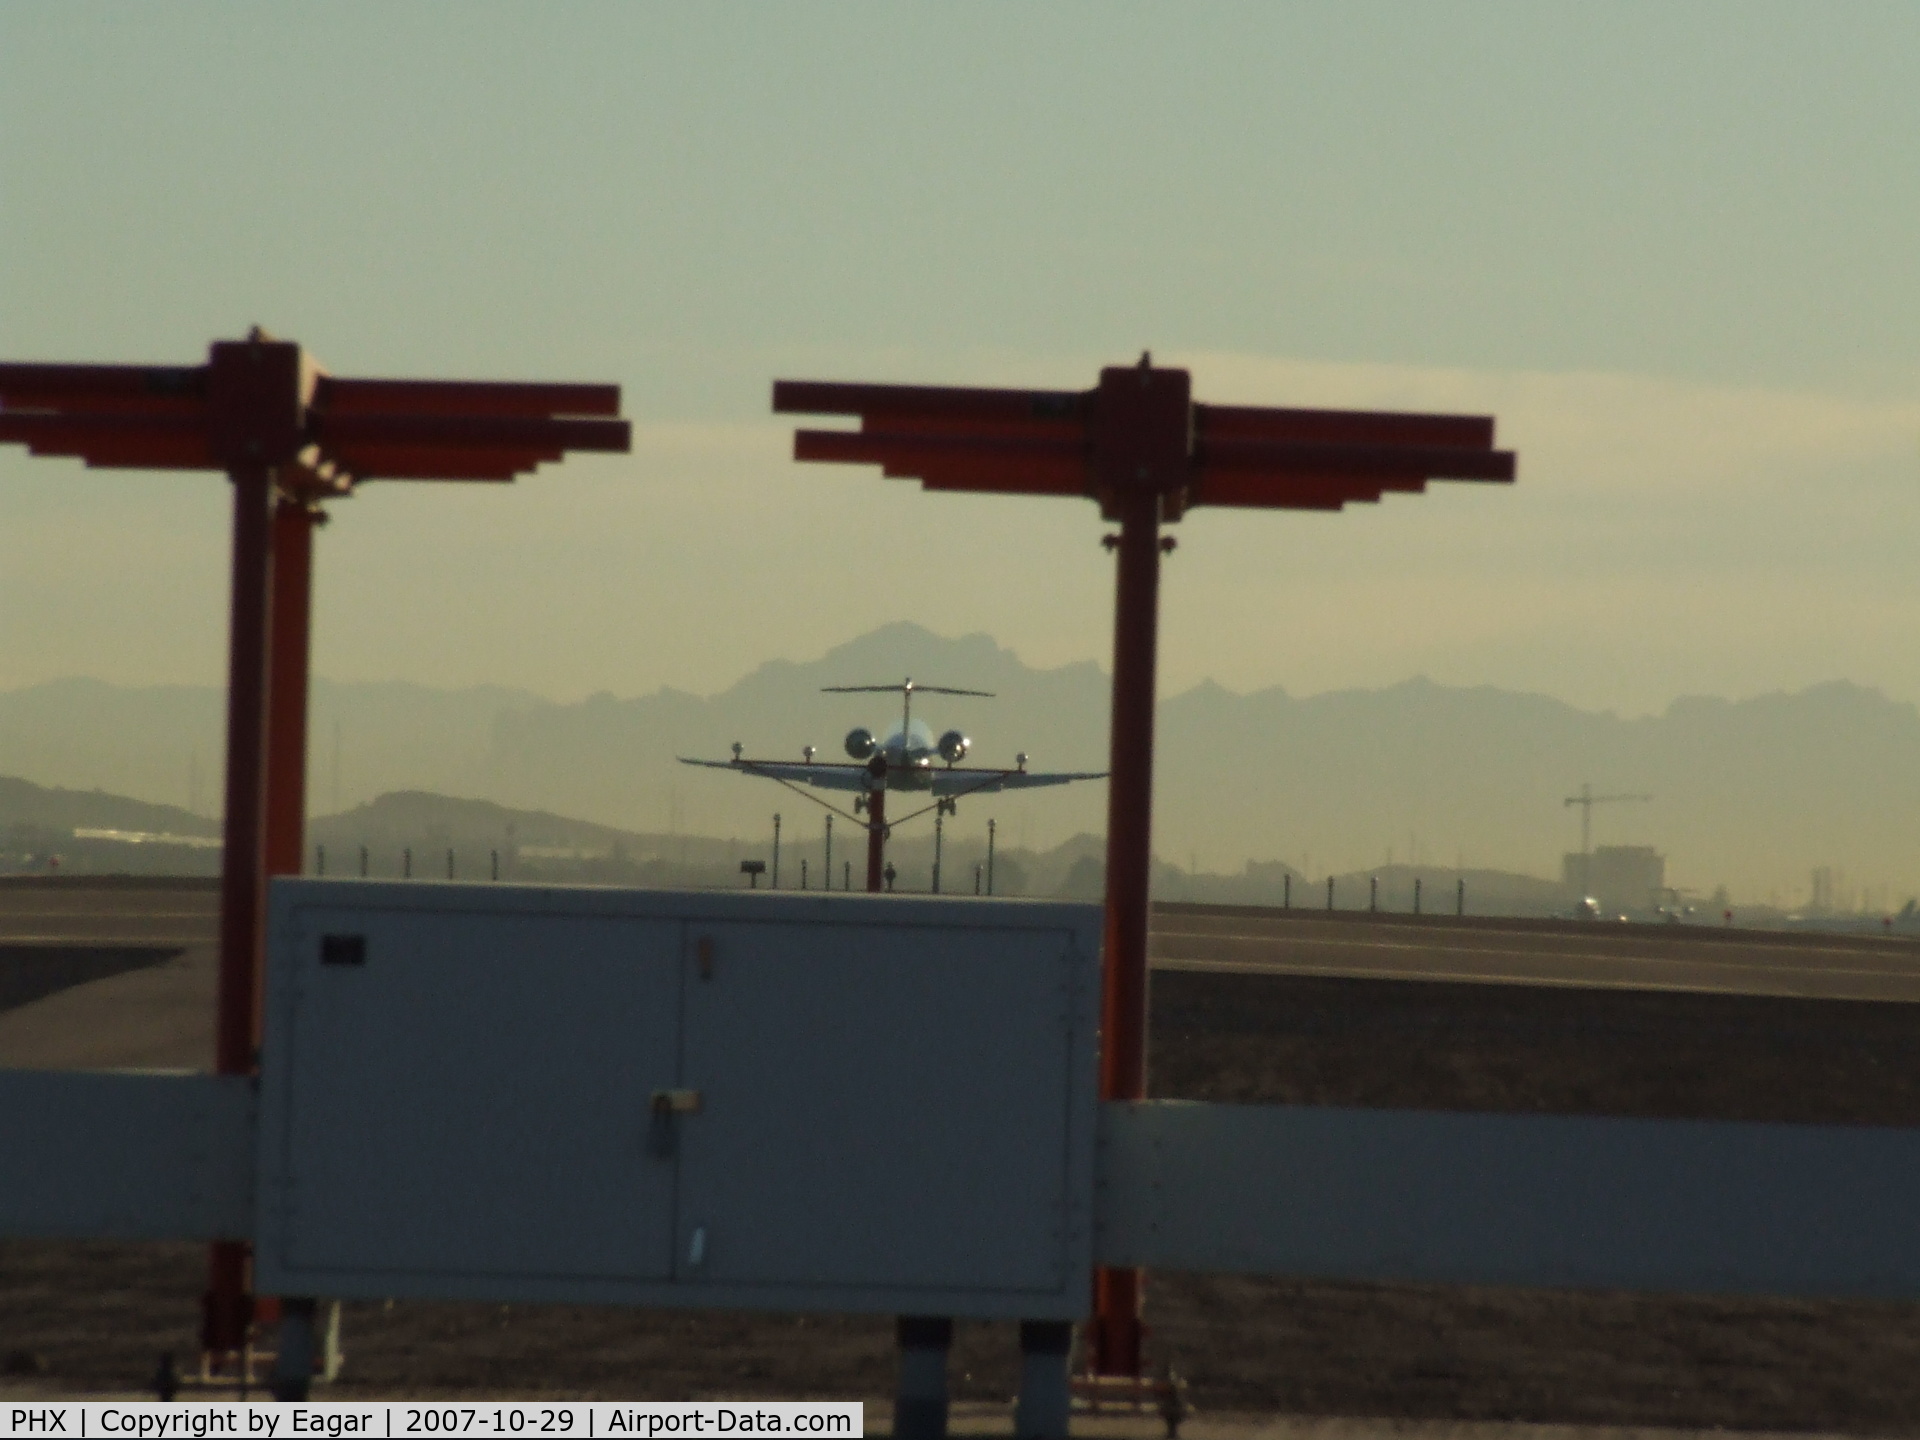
[{"left": 870, "top": 720, "right": 941, "bottom": 791}]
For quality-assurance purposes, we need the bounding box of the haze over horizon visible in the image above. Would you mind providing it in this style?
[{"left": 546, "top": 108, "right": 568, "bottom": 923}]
[
  {"left": 4, "top": 5, "right": 1920, "bottom": 727},
  {"left": 7, "top": 619, "right": 1920, "bottom": 909}
]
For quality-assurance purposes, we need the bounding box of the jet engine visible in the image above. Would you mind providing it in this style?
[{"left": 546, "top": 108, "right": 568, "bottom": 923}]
[
  {"left": 844, "top": 727, "right": 877, "bottom": 760},
  {"left": 937, "top": 729, "right": 970, "bottom": 763}
]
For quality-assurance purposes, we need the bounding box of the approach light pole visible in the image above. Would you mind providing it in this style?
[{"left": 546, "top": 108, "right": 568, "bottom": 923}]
[
  {"left": 0, "top": 334, "right": 629, "bottom": 1380},
  {"left": 775, "top": 356, "right": 1515, "bottom": 1379}
]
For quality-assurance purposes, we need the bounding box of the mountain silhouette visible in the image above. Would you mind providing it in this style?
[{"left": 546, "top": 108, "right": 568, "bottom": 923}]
[{"left": 1, "top": 625, "right": 1914, "bottom": 904}]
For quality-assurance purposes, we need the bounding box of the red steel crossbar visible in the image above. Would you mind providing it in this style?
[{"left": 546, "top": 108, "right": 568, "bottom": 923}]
[
  {"left": 776, "top": 355, "right": 1515, "bottom": 1377},
  {"left": 0, "top": 331, "right": 629, "bottom": 1368}
]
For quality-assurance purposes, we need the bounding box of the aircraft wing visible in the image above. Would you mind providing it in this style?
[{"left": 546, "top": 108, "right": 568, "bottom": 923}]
[
  {"left": 676, "top": 757, "right": 871, "bottom": 792},
  {"left": 930, "top": 767, "right": 1107, "bottom": 796}
]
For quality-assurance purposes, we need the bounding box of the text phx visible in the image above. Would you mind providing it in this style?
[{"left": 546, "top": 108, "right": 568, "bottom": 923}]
[{"left": 10, "top": 1411, "right": 69, "bottom": 1434}]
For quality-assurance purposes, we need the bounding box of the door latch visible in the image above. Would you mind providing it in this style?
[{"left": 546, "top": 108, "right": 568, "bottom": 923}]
[{"left": 647, "top": 1088, "right": 702, "bottom": 1159}]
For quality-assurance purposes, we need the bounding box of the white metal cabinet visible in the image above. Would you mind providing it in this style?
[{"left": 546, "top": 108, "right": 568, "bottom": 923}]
[{"left": 256, "top": 883, "right": 1100, "bottom": 1319}]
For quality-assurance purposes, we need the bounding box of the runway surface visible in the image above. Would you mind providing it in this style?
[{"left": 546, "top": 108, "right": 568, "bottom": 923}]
[
  {"left": 1151, "top": 903, "right": 1920, "bottom": 1004},
  {"left": 0, "top": 879, "right": 217, "bottom": 1069},
  {"left": 0, "top": 878, "right": 217, "bottom": 949},
  {"left": 8, "top": 878, "right": 1920, "bottom": 1072}
]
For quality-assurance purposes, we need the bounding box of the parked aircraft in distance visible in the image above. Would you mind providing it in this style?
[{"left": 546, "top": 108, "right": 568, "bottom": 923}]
[{"left": 677, "top": 678, "right": 1105, "bottom": 815}]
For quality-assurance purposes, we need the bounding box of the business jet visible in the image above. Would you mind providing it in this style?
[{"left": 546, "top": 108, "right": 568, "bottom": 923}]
[{"left": 677, "top": 678, "right": 1105, "bottom": 815}]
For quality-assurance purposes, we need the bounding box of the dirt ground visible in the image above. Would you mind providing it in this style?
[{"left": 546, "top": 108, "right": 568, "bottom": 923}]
[
  {"left": 1149, "top": 968, "right": 1920, "bottom": 1126},
  {"left": 7, "top": 1239, "right": 1919, "bottom": 1434},
  {"left": 8, "top": 929, "right": 1920, "bottom": 1432}
]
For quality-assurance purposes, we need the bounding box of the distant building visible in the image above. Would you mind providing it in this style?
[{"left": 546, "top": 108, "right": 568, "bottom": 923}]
[
  {"left": 1563, "top": 845, "right": 1665, "bottom": 913},
  {"left": 1810, "top": 866, "right": 1836, "bottom": 914}
]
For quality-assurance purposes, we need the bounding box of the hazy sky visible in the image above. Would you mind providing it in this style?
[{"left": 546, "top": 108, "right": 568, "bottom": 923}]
[{"left": 3, "top": 3, "right": 1918, "bottom": 718}]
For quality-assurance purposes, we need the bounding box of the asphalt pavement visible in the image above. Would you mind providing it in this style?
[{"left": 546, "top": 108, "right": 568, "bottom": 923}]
[
  {"left": 1150, "top": 903, "right": 1920, "bottom": 1003},
  {"left": 7, "top": 879, "right": 1920, "bottom": 1074}
]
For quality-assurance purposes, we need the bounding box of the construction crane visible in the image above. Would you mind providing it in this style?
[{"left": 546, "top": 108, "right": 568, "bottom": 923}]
[{"left": 1563, "top": 783, "right": 1653, "bottom": 893}]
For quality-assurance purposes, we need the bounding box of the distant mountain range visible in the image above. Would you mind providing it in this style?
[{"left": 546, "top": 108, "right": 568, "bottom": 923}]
[{"left": 2, "top": 621, "right": 1917, "bottom": 905}]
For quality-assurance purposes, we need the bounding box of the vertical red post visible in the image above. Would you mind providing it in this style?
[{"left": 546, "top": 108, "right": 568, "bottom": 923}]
[
  {"left": 248, "top": 496, "right": 317, "bottom": 1337},
  {"left": 204, "top": 462, "right": 276, "bottom": 1354},
  {"left": 1098, "top": 489, "right": 1163, "bottom": 1106},
  {"left": 209, "top": 471, "right": 275, "bottom": 1048},
  {"left": 265, "top": 499, "right": 316, "bottom": 878},
  {"left": 866, "top": 789, "right": 887, "bottom": 893},
  {"left": 202, "top": 333, "right": 304, "bottom": 1359},
  {"left": 1089, "top": 488, "right": 1162, "bottom": 1377},
  {"left": 1087, "top": 358, "right": 1188, "bottom": 1378}
]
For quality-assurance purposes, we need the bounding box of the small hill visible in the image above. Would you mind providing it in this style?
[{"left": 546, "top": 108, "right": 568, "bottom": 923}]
[
  {"left": 0, "top": 774, "right": 222, "bottom": 876},
  {"left": 314, "top": 791, "right": 651, "bottom": 853},
  {"left": 0, "top": 774, "right": 218, "bottom": 838},
  {"left": 307, "top": 790, "right": 753, "bottom": 887}
]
